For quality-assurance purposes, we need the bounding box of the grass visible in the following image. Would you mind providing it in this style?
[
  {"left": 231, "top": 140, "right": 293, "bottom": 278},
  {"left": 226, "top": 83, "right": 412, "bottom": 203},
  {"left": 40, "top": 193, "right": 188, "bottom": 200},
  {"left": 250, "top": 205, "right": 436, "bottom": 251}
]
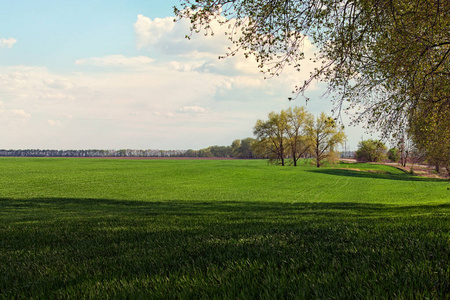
[{"left": 0, "top": 158, "right": 449, "bottom": 299}]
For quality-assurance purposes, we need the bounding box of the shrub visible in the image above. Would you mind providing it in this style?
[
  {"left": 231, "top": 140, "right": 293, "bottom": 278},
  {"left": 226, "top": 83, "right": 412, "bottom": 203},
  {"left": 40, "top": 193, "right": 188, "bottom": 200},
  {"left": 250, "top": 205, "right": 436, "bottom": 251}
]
[
  {"left": 387, "top": 148, "right": 400, "bottom": 162},
  {"left": 356, "top": 139, "right": 387, "bottom": 162}
]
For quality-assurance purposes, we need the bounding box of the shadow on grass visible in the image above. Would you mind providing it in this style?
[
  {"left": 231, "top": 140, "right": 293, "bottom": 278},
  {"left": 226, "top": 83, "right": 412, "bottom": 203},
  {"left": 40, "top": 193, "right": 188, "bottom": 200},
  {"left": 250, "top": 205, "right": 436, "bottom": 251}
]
[
  {"left": 2, "top": 197, "right": 450, "bottom": 217},
  {"left": 307, "top": 168, "right": 448, "bottom": 182},
  {"left": 0, "top": 198, "right": 449, "bottom": 299}
]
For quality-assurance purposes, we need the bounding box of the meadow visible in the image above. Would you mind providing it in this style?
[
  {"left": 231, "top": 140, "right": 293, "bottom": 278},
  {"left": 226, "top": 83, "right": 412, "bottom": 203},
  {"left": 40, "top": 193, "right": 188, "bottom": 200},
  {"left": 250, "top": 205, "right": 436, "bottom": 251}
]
[{"left": 0, "top": 157, "right": 448, "bottom": 299}]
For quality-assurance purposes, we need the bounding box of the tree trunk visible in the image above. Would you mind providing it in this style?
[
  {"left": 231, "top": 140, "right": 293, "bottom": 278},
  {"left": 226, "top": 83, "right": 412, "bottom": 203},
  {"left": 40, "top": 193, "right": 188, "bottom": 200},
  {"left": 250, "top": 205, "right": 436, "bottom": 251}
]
[
  {"left": 316, "top": 147, "right": 320, "bottom": 168},
  {"left": 315, "top": 134, "right": 320, "bottom": 168},
  {"left": 279, "top": 139, "right": 285, "bottom": 166}
]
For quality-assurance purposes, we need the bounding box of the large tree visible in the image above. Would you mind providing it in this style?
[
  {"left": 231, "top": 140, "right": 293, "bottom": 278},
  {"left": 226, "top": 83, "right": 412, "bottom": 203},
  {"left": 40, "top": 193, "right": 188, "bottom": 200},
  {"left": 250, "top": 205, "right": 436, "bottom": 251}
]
[
  {"left": 285, "top": 106, "right": 313, "bottom": 166},
  {"left": 254, "top": 108, "right": 345, "bottom": 167},
  {"left": 253, "top": 111, "right": 289, "bottom": 165},
  {"left": 306, "top": 112, "right": 346, "bottom": 167},
  {"left": 175, "top": 0, "right": 450, "bottom": 141},
  {"left": 409, "top": 101, "right": 450, "bottom": 175}
]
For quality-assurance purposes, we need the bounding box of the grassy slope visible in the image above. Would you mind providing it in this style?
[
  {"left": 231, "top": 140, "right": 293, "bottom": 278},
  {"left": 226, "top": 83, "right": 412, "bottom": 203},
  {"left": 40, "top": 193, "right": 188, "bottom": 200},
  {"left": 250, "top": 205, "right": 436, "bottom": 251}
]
[{"left": 0, "top": 158, "right": 449, "bottom": 298}]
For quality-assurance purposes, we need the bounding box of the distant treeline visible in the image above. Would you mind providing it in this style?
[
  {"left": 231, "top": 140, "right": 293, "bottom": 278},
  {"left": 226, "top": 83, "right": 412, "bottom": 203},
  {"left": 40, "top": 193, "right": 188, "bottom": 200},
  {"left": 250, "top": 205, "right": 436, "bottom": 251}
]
[
  {"left": 185, "top": 138, "right": 259, "bottom": 158},
  {"left": 0, "top": 149, "right": 187, "bottom": 158},
  {"left": 0, "top": 138, "right": 261, "bottom": 159}
]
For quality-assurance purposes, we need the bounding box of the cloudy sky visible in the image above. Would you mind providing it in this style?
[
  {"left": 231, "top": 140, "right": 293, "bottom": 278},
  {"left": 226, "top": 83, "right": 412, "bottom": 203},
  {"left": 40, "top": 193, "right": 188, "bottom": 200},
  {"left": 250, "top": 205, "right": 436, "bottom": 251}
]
[{"left": 0, "top": 0, "right": 374, "bottom": 151}]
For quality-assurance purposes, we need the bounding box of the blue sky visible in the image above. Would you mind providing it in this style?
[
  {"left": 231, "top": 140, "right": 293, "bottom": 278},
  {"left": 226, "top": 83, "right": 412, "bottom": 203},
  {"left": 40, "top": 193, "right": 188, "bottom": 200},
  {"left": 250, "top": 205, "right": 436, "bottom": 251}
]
[
  {"left": 0, "top": 0, "right": 374, "bottom": 150},
  {"left": 0, "top": 1, "right": 176, "bottom": 69}
]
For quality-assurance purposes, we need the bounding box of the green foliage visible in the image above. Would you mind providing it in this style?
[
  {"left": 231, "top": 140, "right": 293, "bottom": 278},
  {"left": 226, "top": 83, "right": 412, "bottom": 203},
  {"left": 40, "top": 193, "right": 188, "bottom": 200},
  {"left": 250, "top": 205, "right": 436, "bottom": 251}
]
[
  {"left": 231, "top": 138, "right": 258, "bottom": 158},
  {"left": 197, "top": 147, "right": 214, "bottom": 157},
  {"left": 184, "top": 141, "right": 259, "bottom": 159},
  {"left": 285, "top": 106, "right": 314, "bottom": 166},
  {"left": 175, "top": 0, "right": 450, "bottom": 148},
  {"left": 307, "top": 112, "right": 346, "bottom": 167},
  {"left": 208, "top": 145, "right": 232, "bottom": 157},
  {"left": 387, "top": 147, "right": 400, "bottom": 163},
  {"left": 253, "top": 107, "right": 345, "bottom": 167},
  {"left": 355, "top": 139, "right": 387, "bottom": 162},
  {"left": 253, "top": 110, "right": 290, "bottom": 166},
  {"left": 409, "top": 101, "right": 450, "bottom": 176},
  {"left": 0, "top": 158, "right": 448, "bottom": 298}
]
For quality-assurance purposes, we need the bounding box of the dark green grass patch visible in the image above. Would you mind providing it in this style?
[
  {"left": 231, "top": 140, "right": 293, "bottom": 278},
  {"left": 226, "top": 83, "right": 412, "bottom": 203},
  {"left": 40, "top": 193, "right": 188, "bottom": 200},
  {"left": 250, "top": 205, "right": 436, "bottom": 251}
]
[{"left": 0, "top": 158, "right": 449, "bottom": 298}]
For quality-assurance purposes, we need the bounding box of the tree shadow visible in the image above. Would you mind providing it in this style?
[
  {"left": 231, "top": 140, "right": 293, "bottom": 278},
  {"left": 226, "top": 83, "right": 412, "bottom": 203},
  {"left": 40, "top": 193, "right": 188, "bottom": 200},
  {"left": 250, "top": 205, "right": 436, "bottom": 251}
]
[
  {"left": 1, "top": 197, "right": 449, "bottom": 219},
  {"left": 1, "top": 197, "right": 449, "bottom": 298},
  {"left": 307, "top": 168, "right": 448, "bottom": 182}
]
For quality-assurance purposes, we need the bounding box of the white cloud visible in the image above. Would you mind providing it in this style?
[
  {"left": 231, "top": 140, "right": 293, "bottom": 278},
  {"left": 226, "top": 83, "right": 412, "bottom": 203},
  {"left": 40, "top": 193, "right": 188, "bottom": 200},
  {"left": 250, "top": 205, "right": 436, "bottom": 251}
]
[
  {"left": 58, "top": 113, "right": 73, "bottom": 119},
  {"left": 179, "top": 50, "right": 218, "bottom": 61},
  {"left": 0, "top": 14, "right": 355, "bottom": 150},
  {"left": 44, "top": 79, "right": 76, "bottom": 90},
  {"left": 134, "top": 13, "right": 320, "bottom": 87},
  {"left": 0, "top": 55, "right": 328, "bottom": 148},
  {"left": 135, "top": 15, "right": 175, "bottom": 49},
  {"left": 0, "top": 108, "right": 32, "bottom": 129},
  {"left": 47, "top": 119, "right": 61, "bottom": 126},
  {"left": 179, "top": 106, "right": 207, "bottom": 113},
  {"left": 0, "top": 66, "right": 79, "bottom": 102},
  {"left": 75, "top": 55, "right": 154, "bottom": 68},
  {"left": 11, "top": 109, "right": 31, "bottom": 118},
  {"left": 0, "top": 38, "right": 17, "bottom": 48},
  {"left": 168, "top": 60, "right": 206, "bottom": 72},
  {"left": 134, "top": 15, "right": 230, "bottom": 55}
]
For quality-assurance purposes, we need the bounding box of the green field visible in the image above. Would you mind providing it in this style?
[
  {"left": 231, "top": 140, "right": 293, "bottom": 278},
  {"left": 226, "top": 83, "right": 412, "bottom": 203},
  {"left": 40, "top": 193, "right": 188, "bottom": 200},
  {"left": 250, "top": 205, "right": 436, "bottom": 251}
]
[{"left": 0, "top": 158, "right": 449, "bottom": 298}]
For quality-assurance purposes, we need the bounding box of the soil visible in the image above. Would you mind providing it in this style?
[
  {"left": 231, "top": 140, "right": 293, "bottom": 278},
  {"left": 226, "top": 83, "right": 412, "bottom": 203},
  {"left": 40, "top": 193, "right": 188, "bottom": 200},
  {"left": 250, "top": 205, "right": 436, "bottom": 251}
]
[
  {"left": 341, "top": 158, "right": 449, "bottom": 179},
  {"left": 387, "top": 163, "right": 448, "bottom": 179}
]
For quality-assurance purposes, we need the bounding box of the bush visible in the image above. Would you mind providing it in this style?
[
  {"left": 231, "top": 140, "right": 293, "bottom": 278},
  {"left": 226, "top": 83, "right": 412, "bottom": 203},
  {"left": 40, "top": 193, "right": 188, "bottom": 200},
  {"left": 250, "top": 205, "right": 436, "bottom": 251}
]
[
  {"left": 387, "top": 148, "right": 400, "bottom": 162},
  {"left": 356, "top": 140, "right": 387, "bottom": 162}
]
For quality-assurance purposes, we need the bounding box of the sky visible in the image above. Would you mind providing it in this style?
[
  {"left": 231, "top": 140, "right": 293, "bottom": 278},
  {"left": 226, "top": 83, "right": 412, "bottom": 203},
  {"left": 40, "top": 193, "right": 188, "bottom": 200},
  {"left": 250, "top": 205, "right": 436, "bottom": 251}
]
[{"left": 0, "top": 0, "right": 376, "bottom": 151}]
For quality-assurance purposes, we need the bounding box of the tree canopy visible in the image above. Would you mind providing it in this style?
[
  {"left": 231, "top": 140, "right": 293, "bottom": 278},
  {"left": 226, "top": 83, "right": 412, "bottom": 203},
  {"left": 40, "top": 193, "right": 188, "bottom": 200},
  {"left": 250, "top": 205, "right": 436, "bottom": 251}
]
[
  {"left": 285, "top": 107, "right": 314, "bottom": 166},
  {"left": 175, "top": 0, "right": 450, "bottom": 141},
  {"left": 253, "top": 107, "right": 345, "bottom": 167},
  {"left": 253, "top": 110, "right": 290, "bottom": 166},
  {"left": 409, "top": 101, "right": 450, "bottom": 175},
  {"left": 307, "top": 112, "right": 346, "bottom": 167}
]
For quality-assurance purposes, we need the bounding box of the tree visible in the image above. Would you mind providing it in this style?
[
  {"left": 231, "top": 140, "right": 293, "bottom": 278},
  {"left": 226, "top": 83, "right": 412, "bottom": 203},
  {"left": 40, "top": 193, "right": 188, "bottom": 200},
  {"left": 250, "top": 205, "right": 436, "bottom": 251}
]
[
  {"left": 231, "top": 138, "right": 258, "bottom": 158},
  {"left": 209, "top": 145, "right": 232, "bottom": 157},
  {"left": 231, "top": 139, "right": 241, "bottom": 157},
  {"left": 306, "top": 112, "right": 346, "bottom": 167},
  {"left": 409, "top": 101, "right": 450, "bottom": 175},
  {"left": 397, "top": 134, "right": 414, "bottom": 168},
  {"left": 355, "top": 140, "right": 387, "bottom": 162},
  {"left": 387, "top": 148, "right": 400, "bottom": 163},
  {"left": 253, "top": 111, "right": 289, "bottom": 165},
  {"left": 407, "top": 143, "right": 427, "bottom": 175},
  {"left": 284, "top": 107, "right": 313, "bottom": 166},
  {"left": 175, "top": 0, "right": 450, "bottom": 149},
  {"left": 184, "top": 149, "right": 198, "bottom": 157},
  {"left": 238, "top": 138, "right": 258, "bottom": 158},
  {"left": 198, "top": 148, "right": 214, "bottom": 157},
  {"left": 253, "top": 108, "right": 344, "bottom": 167}
]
